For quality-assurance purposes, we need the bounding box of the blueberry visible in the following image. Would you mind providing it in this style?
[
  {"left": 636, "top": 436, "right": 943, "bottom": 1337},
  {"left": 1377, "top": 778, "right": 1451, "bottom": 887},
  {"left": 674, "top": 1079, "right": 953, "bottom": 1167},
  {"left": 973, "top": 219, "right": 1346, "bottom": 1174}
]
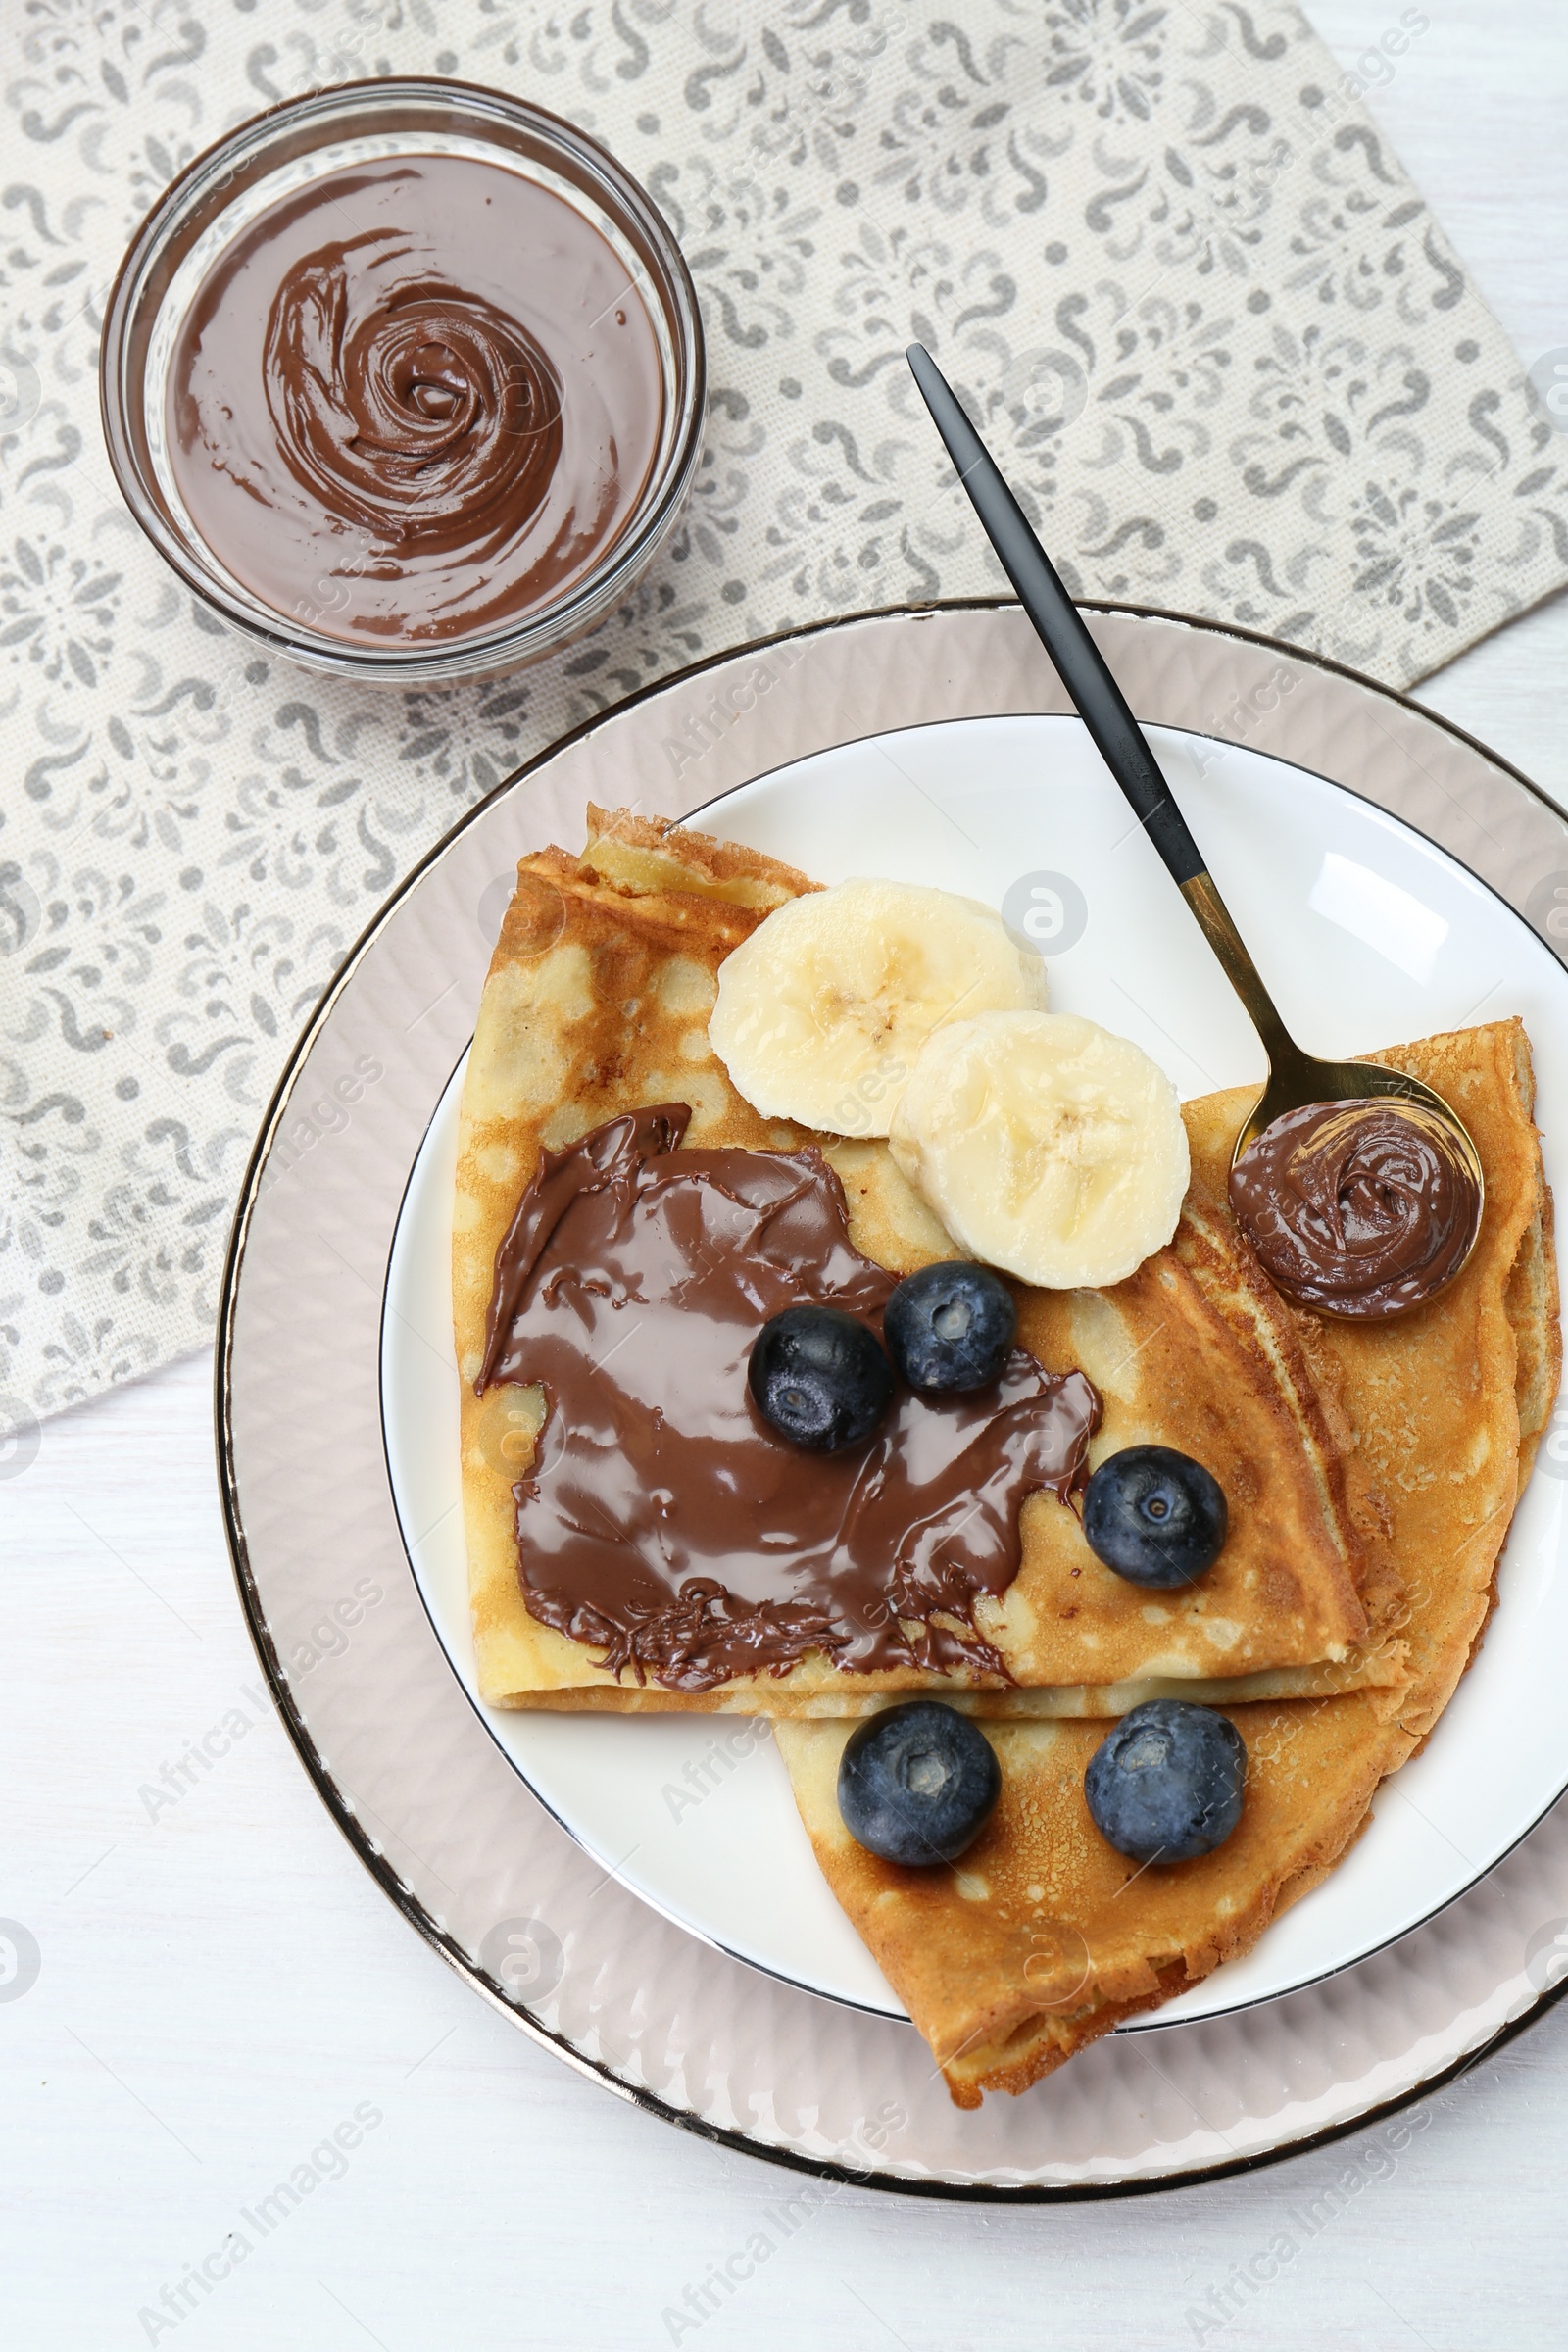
[
  {"left": 1082, "top": 1445, "right": 1227, "bottom": 1589},
  {"left": 1084, "top": 1701, "right": 1246, "bottom": 1864},
  {"left": 883, "top": 1260, "right": 1016, "bottom": 1393},
  {"left": 838, "top": 1700, "right": 1001, "bottom": 1866},
  {"left": 749, "top": 1304, "right": 893, "bottom": 1450}
]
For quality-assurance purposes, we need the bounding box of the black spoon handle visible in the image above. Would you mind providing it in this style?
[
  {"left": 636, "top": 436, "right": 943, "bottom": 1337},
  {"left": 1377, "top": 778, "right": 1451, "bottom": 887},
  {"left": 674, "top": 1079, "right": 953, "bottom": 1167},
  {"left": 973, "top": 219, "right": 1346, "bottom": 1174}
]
[
  {"left": 906, "top": 340, "right": 1206, "bottom": 883},
  {"left": 906, "top": 340, "right": 1302, "bottom": 1067}
]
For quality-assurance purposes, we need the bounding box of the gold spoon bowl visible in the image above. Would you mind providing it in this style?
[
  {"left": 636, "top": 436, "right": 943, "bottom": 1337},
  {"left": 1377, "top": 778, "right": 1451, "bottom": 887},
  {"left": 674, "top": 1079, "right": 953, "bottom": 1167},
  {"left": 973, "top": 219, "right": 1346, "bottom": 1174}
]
[{"left": 1183, "top": 870, "right": 1486, "bottom": 1188}]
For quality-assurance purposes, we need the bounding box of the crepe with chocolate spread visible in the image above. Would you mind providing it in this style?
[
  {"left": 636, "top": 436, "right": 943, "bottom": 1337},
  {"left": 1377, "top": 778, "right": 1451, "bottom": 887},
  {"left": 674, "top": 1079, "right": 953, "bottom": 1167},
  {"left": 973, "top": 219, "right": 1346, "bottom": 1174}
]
[
  {"left": 453, "top": 809, "right": 1403, "bottom": 1716},
  {"left": 776, "top": 1017, "right": 1557, "bottom": 2103}
]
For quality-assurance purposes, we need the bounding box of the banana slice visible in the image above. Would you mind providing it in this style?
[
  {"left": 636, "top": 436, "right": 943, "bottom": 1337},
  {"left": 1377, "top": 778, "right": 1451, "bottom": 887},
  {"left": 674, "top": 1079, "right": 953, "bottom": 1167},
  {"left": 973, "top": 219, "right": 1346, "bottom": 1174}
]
[
  {"left": 708, "top": 878, "right": 1046, "bottom": 1136},
  {"left": 888, "top": 1010, "right": 1189, "bottom": 1288}
]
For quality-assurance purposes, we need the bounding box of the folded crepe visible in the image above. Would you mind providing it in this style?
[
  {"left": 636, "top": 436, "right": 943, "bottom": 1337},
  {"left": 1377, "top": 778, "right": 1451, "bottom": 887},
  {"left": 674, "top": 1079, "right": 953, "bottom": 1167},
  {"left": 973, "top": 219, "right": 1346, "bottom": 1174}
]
[
  {"left": 775, "top": 1694, "right": 1392, "bottom": 2103},
  {"left": 776, "top": 1017, "right": 1558, "bottom": 2103},
  {"left": 454, "top": 809, "right": 1401, "bottom": 1716}
]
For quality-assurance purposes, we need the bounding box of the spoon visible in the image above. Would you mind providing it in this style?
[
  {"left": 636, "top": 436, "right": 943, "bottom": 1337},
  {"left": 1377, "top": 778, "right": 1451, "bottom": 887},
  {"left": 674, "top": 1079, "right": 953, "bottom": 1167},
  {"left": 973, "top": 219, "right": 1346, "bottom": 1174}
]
[{"left": 904, "top": 340, "right": 1484, "bottom": 1292}]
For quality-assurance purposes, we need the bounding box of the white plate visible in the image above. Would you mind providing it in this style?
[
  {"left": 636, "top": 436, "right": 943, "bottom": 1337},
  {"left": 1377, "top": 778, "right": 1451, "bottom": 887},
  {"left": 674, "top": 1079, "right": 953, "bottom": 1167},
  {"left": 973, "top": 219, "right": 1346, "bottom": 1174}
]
[{"left": 381, "top": 710, "right": 1568, "bottom": 2029}]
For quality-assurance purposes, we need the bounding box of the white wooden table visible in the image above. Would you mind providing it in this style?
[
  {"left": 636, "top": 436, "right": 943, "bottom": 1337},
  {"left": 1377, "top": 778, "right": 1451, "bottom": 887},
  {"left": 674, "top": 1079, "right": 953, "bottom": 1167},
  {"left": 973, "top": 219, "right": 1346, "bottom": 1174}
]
[{"left": 7, "top": 9, "right": 1567, "bottom": 2344}]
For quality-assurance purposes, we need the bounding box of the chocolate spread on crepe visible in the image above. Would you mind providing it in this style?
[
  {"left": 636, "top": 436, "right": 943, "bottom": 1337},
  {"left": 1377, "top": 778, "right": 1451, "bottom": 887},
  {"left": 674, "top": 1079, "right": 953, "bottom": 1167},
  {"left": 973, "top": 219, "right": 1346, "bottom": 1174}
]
[
  {"left": 1229, "top": 1098, "right": 1481, "bottom": 1318},
  {"left": 476, "top": 1103, "right": 1100, "bottom": 1691},
  {"left": 169, "top": 155, "right": 662, "bottom": 643}
]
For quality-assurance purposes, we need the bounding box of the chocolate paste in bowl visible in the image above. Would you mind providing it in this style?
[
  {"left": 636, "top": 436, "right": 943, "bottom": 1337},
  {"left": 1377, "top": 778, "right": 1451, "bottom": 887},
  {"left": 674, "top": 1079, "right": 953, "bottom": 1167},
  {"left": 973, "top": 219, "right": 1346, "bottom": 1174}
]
[{"left": 168, "top": 153, "right": 662, "bottom": 643}]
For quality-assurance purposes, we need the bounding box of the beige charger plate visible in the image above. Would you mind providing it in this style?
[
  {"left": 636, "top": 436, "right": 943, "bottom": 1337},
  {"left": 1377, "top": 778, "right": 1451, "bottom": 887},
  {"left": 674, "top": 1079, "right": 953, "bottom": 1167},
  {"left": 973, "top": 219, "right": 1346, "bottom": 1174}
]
[{"left": 218, "top": 603, "right": 1568, "bottom": 2195}]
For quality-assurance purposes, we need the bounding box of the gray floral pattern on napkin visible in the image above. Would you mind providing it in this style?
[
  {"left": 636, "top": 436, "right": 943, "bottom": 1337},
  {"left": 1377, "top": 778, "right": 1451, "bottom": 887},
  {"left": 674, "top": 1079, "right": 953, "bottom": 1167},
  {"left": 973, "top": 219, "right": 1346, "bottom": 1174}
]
[{"left": 2, "top": 0, "right": 1564, "bottom": 1429}]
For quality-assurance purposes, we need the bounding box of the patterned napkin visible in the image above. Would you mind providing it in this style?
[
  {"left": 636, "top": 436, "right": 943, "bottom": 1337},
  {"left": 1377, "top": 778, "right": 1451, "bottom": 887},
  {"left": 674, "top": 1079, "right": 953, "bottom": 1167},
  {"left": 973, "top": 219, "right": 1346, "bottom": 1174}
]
[{"left": 3, "top": 0, "right": 1565, "bottom": 1437}]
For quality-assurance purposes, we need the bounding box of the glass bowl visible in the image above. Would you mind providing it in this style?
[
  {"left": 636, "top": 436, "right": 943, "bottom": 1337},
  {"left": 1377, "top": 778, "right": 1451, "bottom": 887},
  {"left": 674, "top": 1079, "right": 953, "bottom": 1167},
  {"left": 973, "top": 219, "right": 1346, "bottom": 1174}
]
[{"left": 99, "top": 78, "right": 706, "bottom": 685}]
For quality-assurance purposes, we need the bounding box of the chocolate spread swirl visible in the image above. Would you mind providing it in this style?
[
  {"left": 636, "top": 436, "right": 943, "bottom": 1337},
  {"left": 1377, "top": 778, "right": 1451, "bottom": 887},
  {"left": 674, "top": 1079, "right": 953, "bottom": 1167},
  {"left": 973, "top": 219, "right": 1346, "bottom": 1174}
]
[
  {"left": 169, "top": 155, "right": 662, "bottom": 644},
  {"left": 260, "top": 243, "right": 564, "bottom": 553},
  {"left": 1228, "top": 1097, "right": 1481, "bottom": 1319},
  {"left": 478, "top": 1106, "right": 1101, "bottom": 1692}
]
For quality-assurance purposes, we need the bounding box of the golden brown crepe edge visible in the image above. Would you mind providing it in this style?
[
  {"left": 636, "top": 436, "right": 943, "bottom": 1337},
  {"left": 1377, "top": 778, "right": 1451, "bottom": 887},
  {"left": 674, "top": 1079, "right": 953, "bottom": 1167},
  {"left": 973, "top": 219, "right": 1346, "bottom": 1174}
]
[
  {"left": 494, "top": 1649, "right": 1408, "bottom": 1715},
  {"left": 581, "top": 802, "right": 821, "bottom": 909}
]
